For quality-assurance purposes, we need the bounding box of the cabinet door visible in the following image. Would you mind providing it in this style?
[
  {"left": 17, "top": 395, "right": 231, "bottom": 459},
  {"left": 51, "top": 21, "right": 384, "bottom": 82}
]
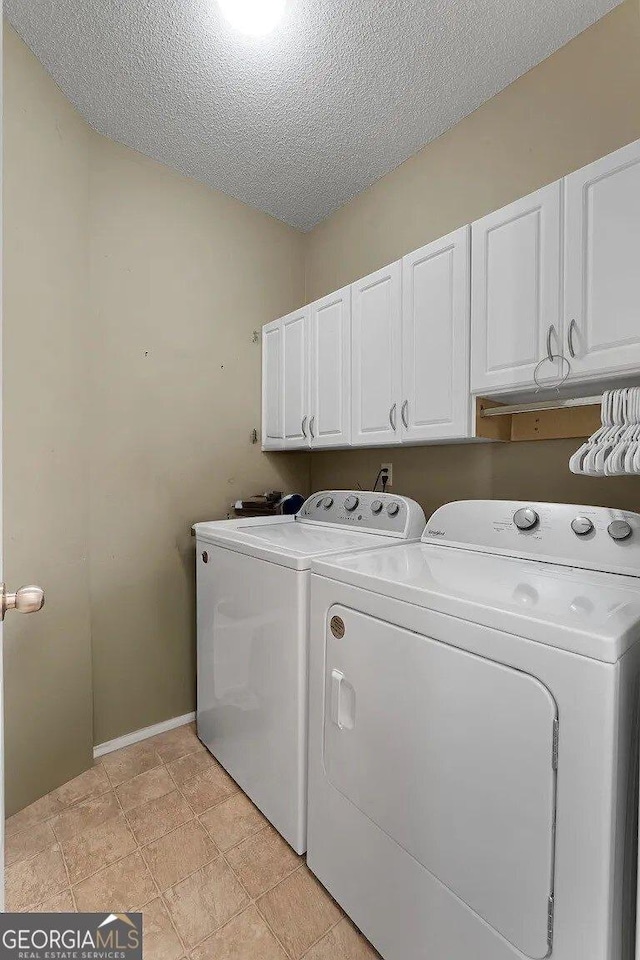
[
  {"left": 565, "top": 139, "right": 640, "bottom": 379},
  {"left": 281, "top": 308, "right": 309, "bottom": 449},
  {"left": 471, "top": 182, "right": 562, "bottom": 393},
  {"left": 309, "top": 287, "right": 351, "bottom": 448},
  {"left": 351, "top": 262, "right": 402, "bottom": 446},
  {"left": 402, "top": 226, "right": 471, "bottom": 442},
  {"left": 261, "top": 319, "right": 283, "bottom": 450}
]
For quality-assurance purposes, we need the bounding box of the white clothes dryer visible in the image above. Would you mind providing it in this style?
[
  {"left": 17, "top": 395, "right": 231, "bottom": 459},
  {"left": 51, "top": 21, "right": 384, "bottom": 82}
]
[
  {"left": 194, "top": 490, "right": 425, "bottom": 854},
  {"left": 307, "top": 499, "right": 640, "bottom": 960}
]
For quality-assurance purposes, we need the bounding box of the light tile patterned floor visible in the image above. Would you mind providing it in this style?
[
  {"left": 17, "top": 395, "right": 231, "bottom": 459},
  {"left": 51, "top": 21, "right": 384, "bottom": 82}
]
[{"left": 5, "top": 723, "right": 380, "bottom": 959}]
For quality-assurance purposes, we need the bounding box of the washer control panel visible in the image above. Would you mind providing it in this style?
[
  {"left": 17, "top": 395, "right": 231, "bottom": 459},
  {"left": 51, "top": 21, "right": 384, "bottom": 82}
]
[
  {"left": 298, "top": 491, "right": 425, "bottom": 539},
  {"left": 423, "top": 500, "right": 640, "bottom": 577}
]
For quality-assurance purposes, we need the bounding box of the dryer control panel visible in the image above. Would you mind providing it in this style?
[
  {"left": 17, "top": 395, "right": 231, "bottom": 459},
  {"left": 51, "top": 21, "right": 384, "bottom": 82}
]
[
  {"left": 423, "top": 500, "right": 640, "bottom": 577},
  {"left": 298, "top": 491, "right": 425, "bottom": 540}
]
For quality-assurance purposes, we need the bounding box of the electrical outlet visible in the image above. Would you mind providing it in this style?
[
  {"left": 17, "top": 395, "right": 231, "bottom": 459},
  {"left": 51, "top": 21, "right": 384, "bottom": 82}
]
[{"left": 380, "top": 463, "right": 393, "bottom": 487}]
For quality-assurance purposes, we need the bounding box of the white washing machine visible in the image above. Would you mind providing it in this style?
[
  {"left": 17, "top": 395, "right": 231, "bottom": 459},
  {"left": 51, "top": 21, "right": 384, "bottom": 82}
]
[
  {"left": 307, "top": 500, "right": 640, "bottom": 960},
  {"left": 194, "top": 490, "right": 425, "bottom": 854}
]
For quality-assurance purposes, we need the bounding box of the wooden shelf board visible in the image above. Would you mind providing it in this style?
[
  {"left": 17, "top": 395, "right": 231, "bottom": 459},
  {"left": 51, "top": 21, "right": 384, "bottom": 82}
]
[{"left": 476, "top": 397, "right": 600, "bottom": 442}]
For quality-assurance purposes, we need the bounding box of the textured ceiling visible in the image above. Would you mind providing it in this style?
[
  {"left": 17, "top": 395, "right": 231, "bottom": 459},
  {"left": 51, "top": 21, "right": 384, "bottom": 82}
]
[{"left": 6, "top": 0, "right": 622, "bottom": 230}]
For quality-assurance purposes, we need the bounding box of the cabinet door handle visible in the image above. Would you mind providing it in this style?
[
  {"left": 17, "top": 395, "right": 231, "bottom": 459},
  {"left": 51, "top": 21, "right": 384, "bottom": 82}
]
[
  {"left": 546, "top": 324, "right": 557, "bottom": 362},
  {"left": 567, "top": 319, "right": 578, "bottom": 359},
  {"left": 309, "top": 416, "right": 315, "bottom": 439},
  {"left": 301, "top": 415, "right": 307, "bottom": 438},
  {"left": 401, "top": 400, "right": 409, "bottom": 429},
  {"left": 389, "top": 403, "right": 397, "bottom": 431}
]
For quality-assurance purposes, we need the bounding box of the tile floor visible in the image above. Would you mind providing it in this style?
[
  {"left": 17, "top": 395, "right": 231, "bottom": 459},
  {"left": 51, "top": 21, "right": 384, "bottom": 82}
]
[{"left": 5, "top": 723, "right": 380, "bottom": 960}]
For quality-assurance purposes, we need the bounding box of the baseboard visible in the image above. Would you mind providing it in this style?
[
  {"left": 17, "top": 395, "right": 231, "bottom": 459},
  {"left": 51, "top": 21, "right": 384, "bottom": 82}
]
[{"left": 93, "top": 712, "right": 196, "bottom": 759}]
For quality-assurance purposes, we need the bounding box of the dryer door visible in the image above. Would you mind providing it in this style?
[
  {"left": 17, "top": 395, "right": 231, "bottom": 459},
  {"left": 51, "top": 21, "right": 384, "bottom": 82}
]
[{"left": 323, "top": 606, "right": 557, "bottom": 960}]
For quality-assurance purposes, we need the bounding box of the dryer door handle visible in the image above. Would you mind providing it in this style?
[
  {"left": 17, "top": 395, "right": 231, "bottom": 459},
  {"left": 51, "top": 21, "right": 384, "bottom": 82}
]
[{"left": 330, "top": 669, "right": 355, "bottom": 730}]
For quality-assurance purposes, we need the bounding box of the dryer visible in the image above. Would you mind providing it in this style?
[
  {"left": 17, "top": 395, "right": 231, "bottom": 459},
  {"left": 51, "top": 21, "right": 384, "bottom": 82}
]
[
  {"left": 307, "top": 500, "right": 640, "bottom": 960},
  {"left": 193, "top": 490, "right": 425, "bottom": 854}
]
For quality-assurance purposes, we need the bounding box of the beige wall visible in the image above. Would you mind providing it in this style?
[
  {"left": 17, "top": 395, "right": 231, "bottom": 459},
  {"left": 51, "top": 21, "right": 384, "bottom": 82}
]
[
  {"left": 88, "top": 140, "right": 308, "bottom": 745},
  {"left": 306, "top": 0, "right": 640, "bottom": 518},
  {"left": 3, "top": 26, "right": 94, "bottom": 813},
  {"left": 4, "top": 25, "right": 309, "bottom": 812}
]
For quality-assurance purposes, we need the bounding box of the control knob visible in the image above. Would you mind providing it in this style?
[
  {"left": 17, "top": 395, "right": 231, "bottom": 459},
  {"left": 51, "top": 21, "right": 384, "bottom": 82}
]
[
  {"left": 344, "top": 495, "right": 359, "bottom": 512},
  {"left": 608, "top": 519, "right": 632, "bottom": 541},
  {"left": 387, "top": 502, "right": 400, "bottom": 517},
  {"left": 371, "top": 500, "right": 383, "bottom": 515},
  {"left": 323, "top": 497, "right": 334, "bottom": 509},
  {"left": 571, "top": 517, "right": 594, "bottom": 536},
  {"left": 513, "top": 507, "right": 539, "bottom": 531}
]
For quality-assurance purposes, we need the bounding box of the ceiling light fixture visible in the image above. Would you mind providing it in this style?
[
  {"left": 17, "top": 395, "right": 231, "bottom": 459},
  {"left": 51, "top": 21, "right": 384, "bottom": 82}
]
[{"left": 217, "top": 0, "right": 286, "bottom": 36}]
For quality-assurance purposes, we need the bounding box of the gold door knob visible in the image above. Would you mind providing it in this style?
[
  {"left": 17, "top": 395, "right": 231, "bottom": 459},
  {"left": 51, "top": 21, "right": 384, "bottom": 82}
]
[{"left": 1, "top": 584, "right": 45, "bottom": 620}]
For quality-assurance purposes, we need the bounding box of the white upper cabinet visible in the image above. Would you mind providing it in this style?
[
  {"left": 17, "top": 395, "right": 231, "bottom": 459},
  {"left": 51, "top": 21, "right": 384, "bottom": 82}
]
[
  {"left": 261, "top": 308, "right": 309, "bottom": 451},
  {"left": 309, "top": 287, "right": 351, "bottom": 447},
  {"left": 281, "top": 307, "right": 310, "bottom": 449},
  {"left": 471, "top": 182, "right": 562, "bottom": 393},
  {"left": 402, "top": 226, "right": 471, "bottom": 442},
  {"left": 263, "top": 138, "right": 640, "bottom": 450},
  {"left": 261, "top": 319, "right": 283, "bottom": 449},
  {"left": 262, "top": 295, "right": 350, "bottom": 452},
  {"left": 564, "top": 139, "right": 640, "bottom": 379},
  {"left": 351, "top": 262, "right": 403, "bottom": 446}
]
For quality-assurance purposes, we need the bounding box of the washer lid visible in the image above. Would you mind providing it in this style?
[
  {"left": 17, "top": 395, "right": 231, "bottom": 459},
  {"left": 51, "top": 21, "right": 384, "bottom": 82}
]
[
  {"left": 311, "top": 542, "right": 640, "bottom": 662},
  {"left": 193, "top": 516, "right": 399, "bottom": 570}
]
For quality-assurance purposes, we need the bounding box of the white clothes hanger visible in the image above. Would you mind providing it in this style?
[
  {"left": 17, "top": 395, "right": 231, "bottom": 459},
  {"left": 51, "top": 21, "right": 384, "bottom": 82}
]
[{"left": 570, "top": 387, "right": 640, "bottom": 477}]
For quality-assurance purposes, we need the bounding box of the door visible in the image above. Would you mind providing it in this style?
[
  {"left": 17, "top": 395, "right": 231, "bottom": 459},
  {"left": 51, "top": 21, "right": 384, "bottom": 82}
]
[
  {"left": 471, "top": 182, "right": 562, "bottom": 393},
  {"left": 261, "top": 319, "right": 284, "bottom": 450},
  {"left": 281, "top": 307, "right": 309, "bottom": 449},
  {"left": 402, "top": 226, "right": 471, "bottom": 442},
  {"left": 564, "top": 138, "right": 640, "bottom": 379},
  {"left": 351, "top": 262, "right": 402, "bottom": 446},
  {"left": 324, "top": 606, "right": 557, "bottom": 960},
  {"left": 309, "top": 288, "right": 351, "bottom": 448}
]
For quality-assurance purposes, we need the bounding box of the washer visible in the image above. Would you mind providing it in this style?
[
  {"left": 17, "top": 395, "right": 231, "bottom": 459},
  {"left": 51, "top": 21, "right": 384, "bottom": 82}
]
[
  {"left": 307, "top": 499, "right": 640, "bottom": 960},
  {"left": 194, "top": 490, "right": 425, "bottom": 854}
]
